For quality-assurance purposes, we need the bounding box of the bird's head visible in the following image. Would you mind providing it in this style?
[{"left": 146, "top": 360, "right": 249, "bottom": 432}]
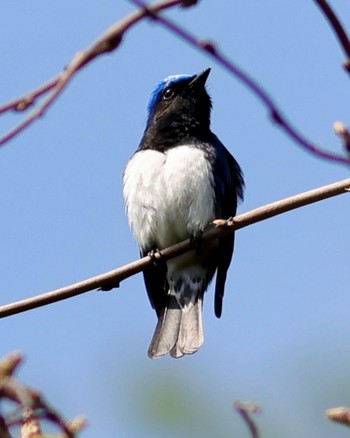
[{"left": 145, "top": 68, "right": 212, "bottom": 138}]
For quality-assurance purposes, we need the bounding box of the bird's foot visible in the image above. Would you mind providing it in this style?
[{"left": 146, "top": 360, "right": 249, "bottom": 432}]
[
  {"left": 212, "top": 216, "right": 235, "bottom": 228},
  {"left": 148, "top": 248, "right": 163, "bottom": 267}
]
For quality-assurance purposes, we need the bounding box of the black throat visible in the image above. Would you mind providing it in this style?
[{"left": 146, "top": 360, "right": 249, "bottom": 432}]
[{"left": 139, "top": 113, "right": 211, "bottom": 153}]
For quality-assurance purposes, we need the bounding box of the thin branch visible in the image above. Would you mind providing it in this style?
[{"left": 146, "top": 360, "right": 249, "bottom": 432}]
[
  {"left": 234, "top": 401, "right": 261, "bottom": 438},
  {"left": 0, "top": 0, "right": 186, "bottom": 146},
  {"left": 129, "top": 0, "right": 350, "bottom": 166},
  {"left": 0, "top": 178, "right": 349, "bottom": 319},
  {"left": 0, "top": 352, "right": 87, "bottom": 438},
  {"left": 0, "top": 77, "right": 58, "bottom": 114},
  {"left": 0, "top": 351, "right": 22, "bottom": 378},
  {"left": 313, "top": 0, "right": 350, "bottom": 73},
  {"left": 1, "top": 1, "right": 349, "bottom": 168},
  {"left": 326, "top": 407, "right": 350, "bottom": 427},
  {"left": 333, "top": 121, "right": 350, "bottom": 155}
]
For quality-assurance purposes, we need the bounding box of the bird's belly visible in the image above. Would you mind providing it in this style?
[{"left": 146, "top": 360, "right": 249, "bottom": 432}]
[{"left": 123, "top": 146, "right": 215, "bottom": 251}]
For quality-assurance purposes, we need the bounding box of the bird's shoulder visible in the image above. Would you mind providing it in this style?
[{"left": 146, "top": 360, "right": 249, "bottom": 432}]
[{"left": 208, "top": 134, "right": 244, "bottom": 202}]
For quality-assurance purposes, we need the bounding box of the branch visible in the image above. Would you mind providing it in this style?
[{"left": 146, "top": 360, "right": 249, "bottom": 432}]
[
  {"left": 326, "top": 407, "right": 350, "bottom": 427},
  {"left": 333, "top": 121, "right": 350, "bottom": 155},
  {"left": 0, "top": 352, "right": 86, "bottom": 438},
  {"left": 1, "top": 1, "right": 350, "bottom": 168},
  {"left": 0, "top": 0, "right": 187, "bottom": 146},
  {"left": 234, "top": 401, "right": 261, "bottom": 438},
  {"left": 0, "top": 178, "right": 349, "bottom": 319},
  {"left": 313, "top": 0, "right": 350, "bottom": 73},
  {"left": 129, "top": 0, "right": 349, "bottom": 166}
]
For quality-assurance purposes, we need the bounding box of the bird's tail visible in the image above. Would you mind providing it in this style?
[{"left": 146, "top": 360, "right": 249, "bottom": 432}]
[{"left": 148, "top": 295, "right": 204, "bottom": 359}]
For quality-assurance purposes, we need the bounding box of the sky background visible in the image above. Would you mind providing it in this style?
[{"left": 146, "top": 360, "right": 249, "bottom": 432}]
[{"left": 1, "top": 1, "right": 350, "bottom": 437}]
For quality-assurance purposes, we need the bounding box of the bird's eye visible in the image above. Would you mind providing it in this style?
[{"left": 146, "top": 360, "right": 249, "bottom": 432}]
[{"left": 163, "top": 87, "right": 174, "bottom": 100}]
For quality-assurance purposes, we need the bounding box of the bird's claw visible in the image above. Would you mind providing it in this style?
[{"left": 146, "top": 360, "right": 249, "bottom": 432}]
[
  {"left": 148, "top": 248, "right": 163, "bottom": 267},
  {"left": 212, "top": 217, "right": 235, "bottom": 228}
]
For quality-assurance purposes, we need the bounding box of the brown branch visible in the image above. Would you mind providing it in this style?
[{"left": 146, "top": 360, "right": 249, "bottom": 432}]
[
  {"left": 0, "top": 352, "right": 87, "bottom": 437},
  {"left": 326, "top": 407, "right": 350, "bottom": 427},
  {"left": 1, "top": 1, "right": 349, "bottom": 168},
  {"left": 334, "top": 121, "right": 350, "bottom": 155},
  {"left": 234, "top": 401, "right": 261, "bottom": 438},
  {"left": 0, "top": 416, "right": 11, "bottom": 438},
  {"left": 0, "top": 77, "right": 58, "bottom": 114},
  {"left": 0, "top": 0, "right": 187, "bottom": 146},
  {"left": 0, "top": 178, "right": 349, "bottom": 319},
  {"left": 129, "top": 0, "right": 350, "bottom": 166},
  {"left": 314, "top": 0, "right": 350, "bottom": 73}
]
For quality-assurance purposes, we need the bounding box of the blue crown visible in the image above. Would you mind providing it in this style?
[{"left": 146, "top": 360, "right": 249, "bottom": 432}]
[{"left": 147, "top": 74, "right": 193, "bottom": 115}]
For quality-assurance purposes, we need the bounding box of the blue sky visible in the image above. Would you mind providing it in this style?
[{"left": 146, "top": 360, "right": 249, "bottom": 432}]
[{"left": 1, "top": 1, "right": 350, "bottom": 437}]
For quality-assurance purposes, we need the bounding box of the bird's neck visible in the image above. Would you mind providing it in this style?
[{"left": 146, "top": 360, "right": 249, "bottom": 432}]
[{"left": 140, "top": 116, "right": 211, "bottom": 152}]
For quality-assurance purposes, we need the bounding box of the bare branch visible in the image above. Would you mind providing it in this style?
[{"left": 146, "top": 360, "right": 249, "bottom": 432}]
[
  {"left": 0, "top": 416, "right": 11, "bottom": 438},
  {"left": 0, "top": 0, "right": 187, "bottom": 146},
  {"left": 0, "top": 77, "right": 58, "bottom": 114},
  {"left": 0, "top": 352, "right": 87, "bottom": 438},
  {"left": 1, "top": 1, "right": 349, "bottom": 167},
  {"left": 129, "top": 0, "right": 350, "bottom": 166},
  {"left": 313, "top": 0, "right": 350, "bottom": 73},
  {"left": 334, "top": 121, "right": 350, "bottom": 155},
  {"left": 21, "top": 410, "right": 43, "bottom": 438},
  {"left": 0, "top": 351, "right": 22, "bottom": 378},
  {"left": 326, "top": 406, "right": 350, "bottom": 427},
  {"left": 234, "top": 401, "right": 261, "bottom": 438},
  {"left": 0, "top": 178, "right": 349, "bottom": 319}
]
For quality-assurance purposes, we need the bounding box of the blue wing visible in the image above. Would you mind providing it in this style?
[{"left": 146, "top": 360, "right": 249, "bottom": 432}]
[
  {"left": 141, "top": 247, "right": 168, "bottom": 318},
  {"left": 211, "top": 134, "right": 244, "bottom": 318}
]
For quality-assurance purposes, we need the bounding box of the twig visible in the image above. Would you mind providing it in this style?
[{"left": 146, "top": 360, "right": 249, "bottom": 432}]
[
  {"left": 334, "top": 121, "right": 350, "bottom": 155},
  {"left": 326, "top": 406, "right": 350, "bottom": 427},
  {"left": 0, "top": 352, "right": 22, "bottom": 378},
  {"left": 0, "top": 77, "right": 58, "bottom": 114},
  {"left": 313, "top": 0, "right": 350, "bottom": 73},
  {"left": 234, "top": 401, "right": 261, "bottom": 438},
  {"left": 0, "top": 352, "right": 87, "bottom": 437},
  {"left": 129, "top": 0, "right": 350, "bottom": 166},
  {"left": 0, "top": 0, "right": 187, "bottom": 146},
  {"left": 0, "top": 178, "right": 349, "bottom": 319},
  {"left": 2, "top": 1, "right": 350, "bottom": 167}
]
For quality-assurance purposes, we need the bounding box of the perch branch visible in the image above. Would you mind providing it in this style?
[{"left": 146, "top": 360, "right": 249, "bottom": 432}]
[{"left": 0, "top": 178, "right": 349, "bottom": 319}]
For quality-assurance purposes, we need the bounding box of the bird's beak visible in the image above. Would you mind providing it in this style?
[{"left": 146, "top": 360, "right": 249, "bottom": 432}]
[{"left": 189, "top": 67, "right": 211, "bottom": 88}]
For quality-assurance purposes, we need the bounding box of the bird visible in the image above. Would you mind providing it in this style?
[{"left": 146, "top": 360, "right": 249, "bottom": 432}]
[{"left": 123, "top": 68, "right": 244, "bottom": 359}]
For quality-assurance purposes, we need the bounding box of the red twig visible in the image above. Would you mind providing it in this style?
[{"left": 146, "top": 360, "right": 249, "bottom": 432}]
[
  {"left": 234, "top": 401, "right": 261, "bottom": 438},
  {"left": 1, "top": 1, "right": 349, "bottom": 167},
  {"left": 129, "top": 0, "right": 350, "bottom": 166},
  {"left": 0, "top": 352, "right": 86, "bottom": 437},
  {"left": 314, "top": 0, "right": 350, "bottom": 73},
  {"left": 0, "top": 77, "right": 58, "bottom": 114},
  {"left": 333, "top": 121, "right": 350, "bottom": 155},
  {"left": 0, "top": 0, "right": 185, "bottom": 146},
  {"left": 326, "top": 407, "right": 350, "bottom": 427}
]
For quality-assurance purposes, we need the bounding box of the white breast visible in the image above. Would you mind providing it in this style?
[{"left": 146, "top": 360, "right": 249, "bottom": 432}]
[{"left": 123, "top": 145, "right": 215, "bottom": 251}]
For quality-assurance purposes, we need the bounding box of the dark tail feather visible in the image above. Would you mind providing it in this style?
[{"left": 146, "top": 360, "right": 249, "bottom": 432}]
[{"left": 147, "top": 296, "right": 204, "bottom": 359}]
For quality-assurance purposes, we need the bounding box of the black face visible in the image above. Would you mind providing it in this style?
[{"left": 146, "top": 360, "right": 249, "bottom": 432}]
[{"left": 142, "top": 69, "right": 213, "bottom": 150}]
